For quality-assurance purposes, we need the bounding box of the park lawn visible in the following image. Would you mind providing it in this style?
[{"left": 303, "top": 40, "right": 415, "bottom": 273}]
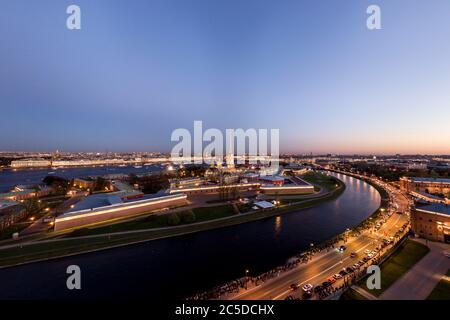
[
  {"left": 362, "top": 239, "right": 430, "bottom": 296},
  {"left": 191, "top": 205, "right": 237, "bottom": 222},
  {"left": 427, "top": 269, "right": 450, "bottom": 300},
  {"left": 65, "top": 205, "right": 235, "bottom": 237},
  {"left": 301, "top": 172, "right": 339, "bottom": 191}
]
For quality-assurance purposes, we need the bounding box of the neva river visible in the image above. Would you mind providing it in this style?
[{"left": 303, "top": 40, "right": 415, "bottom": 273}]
[
  {"left": 0, "top": 172, "right": 380, "bottom": 300},
  {"left": 0, "top": 165, "right": 163, "bottom": 192}
]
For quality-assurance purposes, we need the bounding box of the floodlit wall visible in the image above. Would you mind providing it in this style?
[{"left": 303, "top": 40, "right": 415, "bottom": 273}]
[{"left": 54, "top": 194, "right": 187, "bottom": 231}]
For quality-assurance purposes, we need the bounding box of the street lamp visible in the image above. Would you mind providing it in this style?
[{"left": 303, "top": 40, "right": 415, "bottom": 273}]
[{"left": 245, "top": 269, "right": 250, "bottom": 289}]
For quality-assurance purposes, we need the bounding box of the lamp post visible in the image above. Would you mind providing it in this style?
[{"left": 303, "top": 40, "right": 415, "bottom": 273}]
[{"left": 245, "top": 269, "right": 250, "bottom": 289}]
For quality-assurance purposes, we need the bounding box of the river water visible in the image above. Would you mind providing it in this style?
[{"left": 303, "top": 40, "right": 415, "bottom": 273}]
[
  {"left": 0, "top": 172, "right": 380, "bottom": 299},
  {"left": 0, "top": 165, "right": 163, "bottom": 192}
]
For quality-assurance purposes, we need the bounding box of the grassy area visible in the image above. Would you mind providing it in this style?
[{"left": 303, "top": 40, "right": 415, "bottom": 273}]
[
  {"left": 339, "top": 288, "right": 367, "bottom": 300},
  {"left": 301, "top": 172, "right": 339, "bottom": 192},
  {"left": 361, "top": 240, "right": 430, "bottom": 296},
  {"left": 279, "top": 198, "right": 307, "bottom": 205},
  {"left": 427, "top": 269, "right": 450, "bottom": 300},
  {"left": 192, "top": 205, "right": 236, "bottom": 221},
  {"left": 66, "top": 205, "right": 236, "bottom": 237}
]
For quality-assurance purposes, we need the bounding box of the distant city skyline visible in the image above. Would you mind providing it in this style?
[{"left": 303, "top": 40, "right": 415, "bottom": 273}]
[{"left": 1, "top": 0, "right": 450, "bottom": 154}]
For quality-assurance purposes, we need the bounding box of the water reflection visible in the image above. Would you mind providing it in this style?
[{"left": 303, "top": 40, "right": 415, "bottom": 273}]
[{"left": 274, "top": 216, "right": 282, "bottom": 235}]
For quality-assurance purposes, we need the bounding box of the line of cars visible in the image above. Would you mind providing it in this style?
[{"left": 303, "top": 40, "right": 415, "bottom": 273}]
[
  {"left": 288, "top": 230, "right": 407, "bottom": 299},
  {"left": 287, "top": 212, "right": 409, "bottom": 300}
]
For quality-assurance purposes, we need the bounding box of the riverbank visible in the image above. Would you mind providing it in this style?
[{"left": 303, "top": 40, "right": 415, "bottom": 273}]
[{"left": 0, "top": 174, "right": 345, "bottom": 268}]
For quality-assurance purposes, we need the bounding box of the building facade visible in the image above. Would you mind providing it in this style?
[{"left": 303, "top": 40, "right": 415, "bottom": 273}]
[
  {"left": 0, "top": 201, "right": 27, "bottom": 231},
  {"left": 10, "top": 159, "right": 52, "bottom": 168},
  {"left": 411, "top": 203, "right": 450, "bottom": 243},
  {"left": 54, "top": 193, "right": 188, "bottom": 231},
  {"left": 400, "top": 177, "right": 450, "bottom": 195}
]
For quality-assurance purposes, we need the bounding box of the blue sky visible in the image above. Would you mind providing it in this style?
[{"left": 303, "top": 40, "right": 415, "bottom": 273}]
[{"left": 1, "top": 0, "right": 450, "bottom": 154}]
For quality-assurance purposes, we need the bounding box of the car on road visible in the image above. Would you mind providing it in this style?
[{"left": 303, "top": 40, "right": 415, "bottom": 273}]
[
  {"left": 290, "top": 283, "right": 300, "bottom": 291},
  {"left": 302, "top": 283, "right": 314, "bottom": 292},
  {"left": 339, "top": 270, "right": 347, "bottom": 276},
  {"left": 338, "top": 245, "right": 347, "bottom": 252},
  {"left": 350, "top": 252, "right": 357, "bottom": 258},
  {"left": 333, "top": 273, "right": 343, "bottom": 279},
  {"left": 345, "top": 267, "right": 354, "bottom": 273},
  {"left": 364, "top": 249, "right": 371, "bottom": 254},
  {"left": 327, "top": 277, "right": 336, "bottom": 284},
  {"left": 314, "top": 285, "right": 323, "bottom": 293},
  {"left": 322, "top": 281, "right": 331, "bottom": 288}
]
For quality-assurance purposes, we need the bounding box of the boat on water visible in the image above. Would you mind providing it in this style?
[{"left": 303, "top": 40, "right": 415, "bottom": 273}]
[
  {"left": 48, "top": 172, "right": 55, "bottom": 175},
  {"left": 134, "top": 166, "right": 143, "bottom": 169},
  {"left": 118, "top": 164, "right": 127, "bottom": 167}
]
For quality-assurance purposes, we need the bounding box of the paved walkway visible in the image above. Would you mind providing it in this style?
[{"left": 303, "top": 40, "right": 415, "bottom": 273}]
[{"left": 380, "top": 239, "right": 450, "bottom": 300}]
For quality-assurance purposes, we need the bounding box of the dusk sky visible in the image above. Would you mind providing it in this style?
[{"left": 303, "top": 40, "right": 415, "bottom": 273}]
[{"left": 1, "top": 0, "right": 450, "bottom": 154}]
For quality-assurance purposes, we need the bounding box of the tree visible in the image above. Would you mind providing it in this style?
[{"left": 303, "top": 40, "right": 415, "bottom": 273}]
[
  {"left": 275, "top": 191, "right": 280, "bottom": 205},
  {"left": 43, "top": 175, "right": 70, "bottom": 195},
  {"left": 140, "top": 172, "right": 170, "bottom": 194},
  {"left": 167, "top": 213, "right": 181, "bottom": 226},
  {"left": 181, "top": 210, "right": 196, "bottom": 224},
  {"left": 94, "top": 177, "right": 109, "bottom": 191},
  {"left": 23, "top": 196, "right": 40, "bottom": 215},
  {"left": 430, "top": 170, "right": 439, "bottom": 179},
  {"left": 230, "top": 186, "right": 240, "bottom": 200}
]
